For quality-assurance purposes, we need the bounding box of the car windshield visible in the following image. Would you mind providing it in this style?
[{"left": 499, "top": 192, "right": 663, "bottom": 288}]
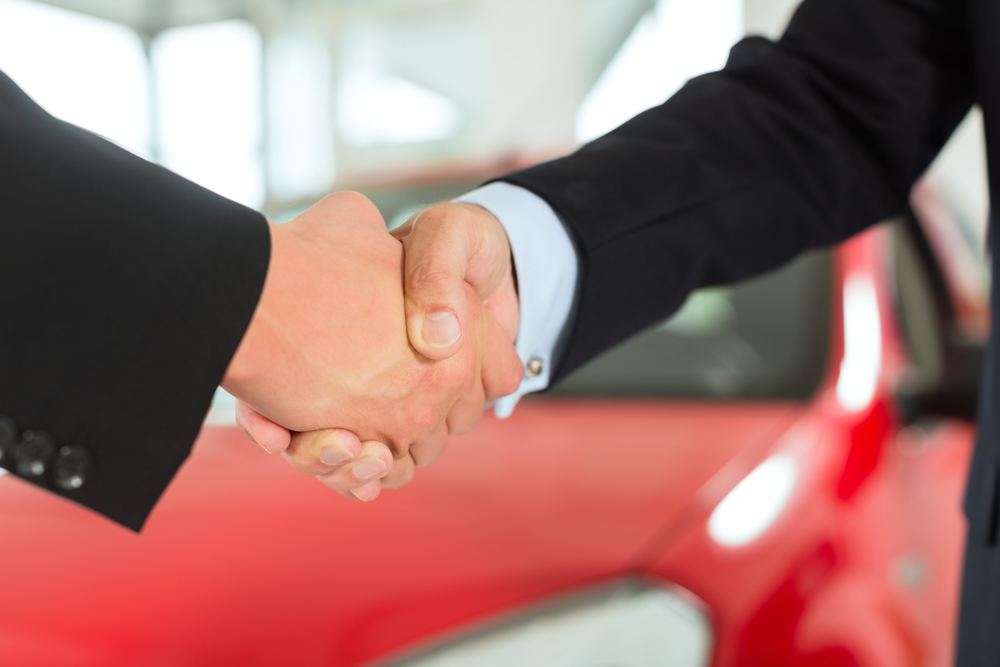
[{"left": 354, "top": 181, "right": 832, "bottom": 402}]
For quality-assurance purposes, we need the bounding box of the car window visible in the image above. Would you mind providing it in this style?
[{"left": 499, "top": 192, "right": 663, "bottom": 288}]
[{"left": 548, "top": 250, "right": 831, "bottom": 400}]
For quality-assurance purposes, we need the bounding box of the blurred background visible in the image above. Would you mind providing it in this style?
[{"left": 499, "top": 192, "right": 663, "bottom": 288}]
[
  {"left": 0, "top": 0, "right": 750, "bottom": 212},
  {"left": 0, "top": 0, "right": 990, "bottom": 419},
  {"left": 0, "top": 5, "right": 993, "bottom": 665},
  {"left": 0, "top": 0, "right": 986, "bottom": 227}
]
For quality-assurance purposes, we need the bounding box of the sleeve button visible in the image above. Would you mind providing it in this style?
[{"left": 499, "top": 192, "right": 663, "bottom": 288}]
[
  {"left": 13, "top": 430, "right": 56, "bottom": 478},
  {"left": 53, "top": 446, "right": 92, "bottom": 491}
]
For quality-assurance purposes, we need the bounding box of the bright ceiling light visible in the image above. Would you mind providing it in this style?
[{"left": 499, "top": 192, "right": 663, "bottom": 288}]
[
  {"left": 836, "top": 277, "right": 882, "bottom": 411},
  {"left": 154, "top": 20, "right": 265, "bottom": 209},
  {"left": 575, "top": 0, "right": 743, "bottom": 142},
  {"left": 0, "top": 0, "right": 149, "bottom": 157},
  {"left": 266, "top": 29, "right": 336, "bottom": 201},
  {"left": 708, "top": 454, "right": 797, "bottom": 547},
  {"left": 337, "top": 69, "right": 461, "bottom": 147}
]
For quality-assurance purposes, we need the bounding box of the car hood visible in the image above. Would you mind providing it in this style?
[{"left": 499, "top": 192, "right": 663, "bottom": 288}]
[{"left": 0, "top": 399, "right": 800, "bottom": 666}]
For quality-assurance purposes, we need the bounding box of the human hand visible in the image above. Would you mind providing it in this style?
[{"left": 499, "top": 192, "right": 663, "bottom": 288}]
[
  {"left": 391, "top": 202, "right": 519, "bottom": 359},
  {"left": 235, "top": 402, "right": 396, "bottom": 501},
  {"left": 223, "top": 192, "right": 522, "bottom": 499}
]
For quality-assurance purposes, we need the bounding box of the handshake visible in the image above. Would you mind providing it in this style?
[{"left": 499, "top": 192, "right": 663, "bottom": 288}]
[{"left": 221, "top": 191, "right": 522, "bottom": 501}]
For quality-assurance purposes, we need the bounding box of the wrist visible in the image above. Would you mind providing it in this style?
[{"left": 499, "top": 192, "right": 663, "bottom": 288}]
[{"left": 222, "top": 220, "right": 282, "bottom": 395}]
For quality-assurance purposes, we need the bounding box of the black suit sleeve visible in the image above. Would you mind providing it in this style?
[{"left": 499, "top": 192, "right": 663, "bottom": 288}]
[
  {"left": 500, "top": 0, "right": 974, "bottom": 382},
  {"left": 0, "top": 71, "right": 270, "bottom": 530}
]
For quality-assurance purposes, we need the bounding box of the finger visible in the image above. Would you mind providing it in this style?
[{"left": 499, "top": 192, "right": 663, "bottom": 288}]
[
  {"left": 446, "top": 397, "right": 485, "bottom": 436},
  {"left": 481, "top": 311, "right": 525, "bottom": 402},
  {"left": 442, "top": 284, "right": 506, "bottom": 434},
  {"left": 283, "top": 428, "right": 364, "bottom": 477},
  {"left": 428, "top": 283, "right": 485, "bottom": 437},
  {"left": 317, "top": 440, "right": 394, "bottom": 494},
  {"left": 484, "top": 273, "right": 520, "bottom": 343},
  {"left": 235, "top": 400, "right": 292, "bottom": 454},
  {"left": 404, "top": 204, "right": 514, "bottom": 302},
  {"left": 445, "top": 370, "right": 486, "bottom": 436},
  {"left": 409, "top": 421, "right": 451, "bottom": 467},
  {"left": 380, "top": 453, "right": 416, "bottom": 490},
  {"left": 396, "top": 206, "right": 481, "bottom": 360},
  {"left": 349, "top": 479, "right": 382, "bottom": 502}
]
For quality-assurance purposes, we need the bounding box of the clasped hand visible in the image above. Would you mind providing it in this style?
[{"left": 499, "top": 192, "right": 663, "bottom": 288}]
[{"left": 222, "top": 191, "right": 519, "bottom": 500}]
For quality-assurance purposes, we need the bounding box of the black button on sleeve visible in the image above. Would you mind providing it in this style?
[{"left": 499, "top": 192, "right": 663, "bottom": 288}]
[
  {"left": 53, "top": 445, "right": 92, "bottom": 491},
  {"left": 13, "top": 430, "right": 56, "bottom": 478}
]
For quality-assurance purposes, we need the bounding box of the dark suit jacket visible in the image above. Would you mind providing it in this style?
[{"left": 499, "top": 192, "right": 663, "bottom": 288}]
[
  {"left": 506, "top": 0, "right": 978, "bottom": 384},
  {"left": 502, "top": 0, "right": 1000, "bottom": 656},
  {"left": 0, "top": 72, "right": 270, "bottom": 530},
  {"left": 505, "top": 0, "right": 994, "bottom": 494}
]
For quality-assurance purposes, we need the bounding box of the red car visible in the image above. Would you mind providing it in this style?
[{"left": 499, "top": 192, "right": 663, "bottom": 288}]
[{"left": 0, "top": 176, "right": 984, "bottom": 667}]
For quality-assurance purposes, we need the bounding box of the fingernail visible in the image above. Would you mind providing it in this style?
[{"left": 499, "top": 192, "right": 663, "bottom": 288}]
[
  {"left": 351, "top": 480, "right": 380, "bottom": 502},
  {"left": 319, "top": 447, "right": 353, "bottom": 466},
  {"left": 422, "top": 311, "right": 460, "bottom": 348},
  {"left": 353, "top": 457, "right": 387, "bottom": 480}
]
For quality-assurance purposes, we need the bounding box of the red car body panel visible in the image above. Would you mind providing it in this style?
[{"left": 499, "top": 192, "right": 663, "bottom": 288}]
[
  {"left": 0, "top": 402, "right": 799, "bottom": 665},
  {"left": 0, "top": 225, "right": 974, "bottom": 667}
]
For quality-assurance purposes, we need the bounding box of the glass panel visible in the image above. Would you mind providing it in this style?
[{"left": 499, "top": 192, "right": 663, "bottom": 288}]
[{"left": 550, "top": 251, "right": 831, "bottom": 400}]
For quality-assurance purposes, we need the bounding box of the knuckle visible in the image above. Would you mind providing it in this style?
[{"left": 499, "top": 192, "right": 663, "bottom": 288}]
[
  {"left": 414, "top": 406, "right": 441, "bottom": 437},
  {"left": 411, "top": 434, "right": 449, "bottom": 467},
  {"left": 403, "top": 390, "right": 441, "bottom": 424},
  {"left": 406, "top": 263, "right": 458, "bottom": 297},
  {"left": 383, "top": 461, "right": 415, "bottom": 489},
  {"left": 283, "top": 439, "right": 306, "bottom": 461},
  {"left": 412, "top": 203, "right": 454, "bottom": 228},
  {"left": 504, "top": 365, "right": 523, "bottom": 394},
  {"left": 289, "top": 431, "right": 318, "bottom": 454},
  {"left": 331, "top": 190, "right": 371, "bottom": 210},
  {"left": 448, "top": 408, "right": 482, "bottom": 436}
]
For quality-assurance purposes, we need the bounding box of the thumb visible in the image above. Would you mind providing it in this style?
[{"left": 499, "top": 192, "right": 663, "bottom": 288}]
[
  {"left": 396, "top": 211, "right": 480, "bottom": 361},
  {"left": 235, "top": 400, "right": 292, "bottom": 454}
]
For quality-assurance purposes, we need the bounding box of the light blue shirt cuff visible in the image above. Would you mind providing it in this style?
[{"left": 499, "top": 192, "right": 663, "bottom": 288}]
[{"left": 455, "top": 182, "right": 579, "bottom": 418}]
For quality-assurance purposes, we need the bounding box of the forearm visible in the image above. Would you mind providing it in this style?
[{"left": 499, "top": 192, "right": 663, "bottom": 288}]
[
  {"left": 501, "top": 0, "right": 974, "bottom": 379},
  {"left": 0, "top": 70, "right": 270, "bottom": 530}
]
